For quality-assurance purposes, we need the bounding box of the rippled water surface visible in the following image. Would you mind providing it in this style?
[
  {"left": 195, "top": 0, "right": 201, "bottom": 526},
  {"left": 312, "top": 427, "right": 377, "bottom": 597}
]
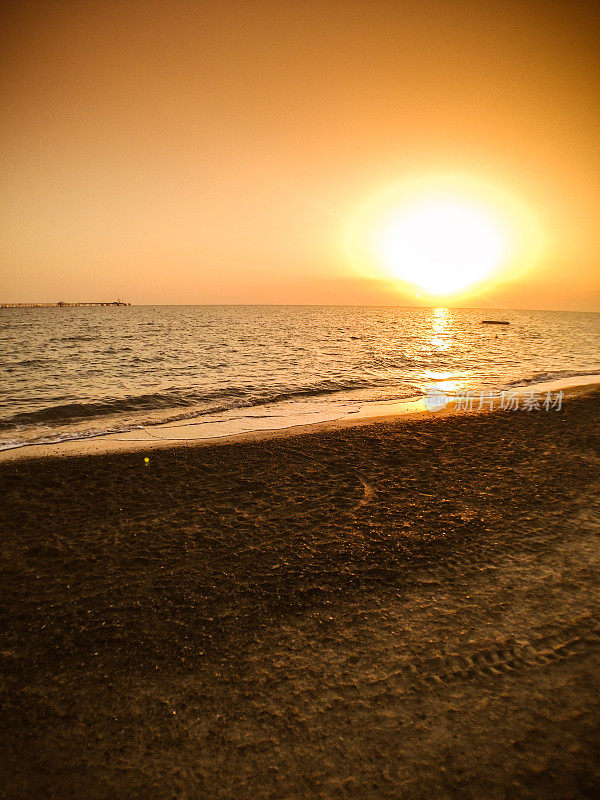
[{"left": 1, "top": 305, "right": 599, "bottom": 448}]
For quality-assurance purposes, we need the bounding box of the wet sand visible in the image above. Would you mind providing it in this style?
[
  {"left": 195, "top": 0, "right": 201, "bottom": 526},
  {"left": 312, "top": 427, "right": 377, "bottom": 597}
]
[{"left": 1, "top": 389, "right": 599, "bottom": 799}]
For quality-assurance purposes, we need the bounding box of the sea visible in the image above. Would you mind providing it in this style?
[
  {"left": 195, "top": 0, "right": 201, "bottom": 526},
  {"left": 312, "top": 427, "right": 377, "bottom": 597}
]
[{"left": 1, "top": 305, "right": 599, "bottom": 451}]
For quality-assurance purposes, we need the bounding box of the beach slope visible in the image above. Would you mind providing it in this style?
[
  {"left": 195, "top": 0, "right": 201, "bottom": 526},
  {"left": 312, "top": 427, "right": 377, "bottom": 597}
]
[{"left": 1, "top": 390, "right": 599, "bottom": 799}]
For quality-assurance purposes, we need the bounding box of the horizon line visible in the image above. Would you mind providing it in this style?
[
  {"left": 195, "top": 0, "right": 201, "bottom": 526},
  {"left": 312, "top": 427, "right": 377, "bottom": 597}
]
[{"left": 2, "top": 302, "right": 599, "bottom": 313}]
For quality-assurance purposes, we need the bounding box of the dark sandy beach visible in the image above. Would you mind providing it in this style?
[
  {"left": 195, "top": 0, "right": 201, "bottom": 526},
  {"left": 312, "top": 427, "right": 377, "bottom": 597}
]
[{"left": 1, "top": 389, "right": 599, "bottom": 799}]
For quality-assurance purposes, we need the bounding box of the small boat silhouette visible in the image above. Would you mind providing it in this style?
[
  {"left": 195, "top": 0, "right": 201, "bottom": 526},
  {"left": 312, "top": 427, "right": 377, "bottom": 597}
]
[{"left": 481, "top": 320, "right": 510, "bottom": 325}]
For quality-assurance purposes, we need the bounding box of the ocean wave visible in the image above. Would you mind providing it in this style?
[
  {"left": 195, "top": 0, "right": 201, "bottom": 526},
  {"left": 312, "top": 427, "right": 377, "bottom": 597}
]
[
  {"left": 505, "top": 368, "right": 600, "bottom": 387},
  {"left": 11, "top": 358, "right": 49, "bottom": 367},
  {"left": 58, "top": 335, "right": 97, "bottom": 342},
  {"left": 0, "top": 377, "right": 390, "bottom": 429}
]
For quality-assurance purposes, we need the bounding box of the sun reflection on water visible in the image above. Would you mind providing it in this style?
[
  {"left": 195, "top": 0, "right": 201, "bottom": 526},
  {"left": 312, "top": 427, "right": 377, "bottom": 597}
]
[
  {"left": 424, "top": 308, "right": 468, "bottom": 394},
  {"left": 429, "top": 307, "right": 451, "bottom": 351}
]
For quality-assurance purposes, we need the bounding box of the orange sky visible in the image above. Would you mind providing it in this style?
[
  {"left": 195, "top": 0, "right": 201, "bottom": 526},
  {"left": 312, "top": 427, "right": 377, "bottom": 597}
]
[{"left": 1, "top": 0, "right": 599, "bottom": 309}]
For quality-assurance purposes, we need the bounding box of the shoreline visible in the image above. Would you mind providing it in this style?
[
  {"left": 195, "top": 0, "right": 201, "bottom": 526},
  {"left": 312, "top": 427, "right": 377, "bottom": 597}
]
[{"left": 1, "top": 374, "right": 599, "bottom": 462}]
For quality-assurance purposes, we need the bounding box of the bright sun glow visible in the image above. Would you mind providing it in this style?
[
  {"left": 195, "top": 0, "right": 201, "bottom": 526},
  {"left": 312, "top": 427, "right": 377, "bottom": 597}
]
[
  {"left": 372, "top": 199, "right": 509, "bottom": 296},
  {"left": 344, "top": 175, "right": 542, "bottom": 300}
]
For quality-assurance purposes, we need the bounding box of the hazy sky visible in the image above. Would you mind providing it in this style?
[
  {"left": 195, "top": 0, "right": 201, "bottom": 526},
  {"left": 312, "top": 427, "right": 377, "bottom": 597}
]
[{"left": 1, "top": 0, "right": 599, "bottom": 309}]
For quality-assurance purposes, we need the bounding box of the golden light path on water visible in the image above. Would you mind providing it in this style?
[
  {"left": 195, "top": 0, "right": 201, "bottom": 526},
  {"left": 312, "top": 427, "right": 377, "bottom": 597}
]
[
  {"left": 344, "top": 174, "right": 543, "bottom": 302},
  {"left": 423, "top": 307, "right": 467, "bottom": 395}
]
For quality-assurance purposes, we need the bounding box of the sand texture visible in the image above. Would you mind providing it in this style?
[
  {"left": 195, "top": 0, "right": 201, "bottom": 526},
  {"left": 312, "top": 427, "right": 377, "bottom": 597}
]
[{"left": 1, "top": 391, "right": 599, "bottom": 799}]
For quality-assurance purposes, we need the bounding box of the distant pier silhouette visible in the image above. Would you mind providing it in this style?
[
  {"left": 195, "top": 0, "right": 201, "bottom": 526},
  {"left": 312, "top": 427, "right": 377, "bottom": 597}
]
[{"left": 0, "top": 300, "right": 131, "bottom": 308}]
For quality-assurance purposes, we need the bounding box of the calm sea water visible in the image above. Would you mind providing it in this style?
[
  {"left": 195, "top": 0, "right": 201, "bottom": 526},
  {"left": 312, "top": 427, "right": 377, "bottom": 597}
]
[{"left": 1, "top": 305, "right": 599, "bottom": 449}]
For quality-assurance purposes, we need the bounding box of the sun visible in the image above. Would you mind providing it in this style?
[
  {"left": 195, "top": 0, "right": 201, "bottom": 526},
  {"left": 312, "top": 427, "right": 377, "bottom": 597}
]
[
  {"left": 344, "top": 175, "right": 542, "bottom": 300},
  {"left": 372, "top": 198, "right": 509, "bottom": 296}
]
